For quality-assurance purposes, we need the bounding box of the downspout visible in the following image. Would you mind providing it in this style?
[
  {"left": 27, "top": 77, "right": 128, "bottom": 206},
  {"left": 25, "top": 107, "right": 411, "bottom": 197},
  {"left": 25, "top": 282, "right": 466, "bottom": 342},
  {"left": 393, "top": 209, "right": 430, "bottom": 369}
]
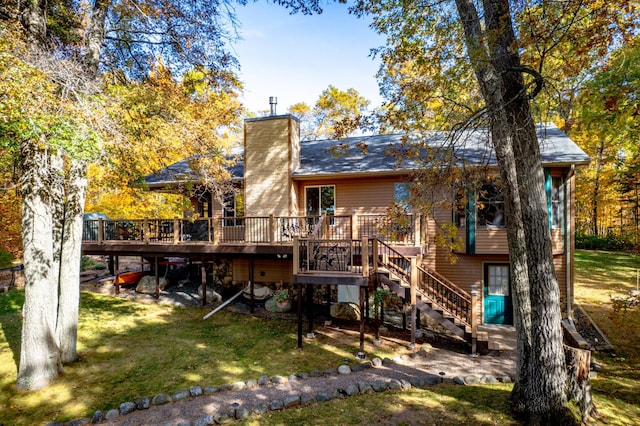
[{"left": 566, "top": 164, "right": 576, "bottom": 324}]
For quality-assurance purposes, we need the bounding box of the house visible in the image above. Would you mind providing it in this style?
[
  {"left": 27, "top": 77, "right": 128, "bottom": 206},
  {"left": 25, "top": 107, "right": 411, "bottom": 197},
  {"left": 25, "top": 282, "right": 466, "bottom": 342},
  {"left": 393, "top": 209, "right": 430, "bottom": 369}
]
[{"left": 82, "top": 112, "right": 589, "bottom": 352}]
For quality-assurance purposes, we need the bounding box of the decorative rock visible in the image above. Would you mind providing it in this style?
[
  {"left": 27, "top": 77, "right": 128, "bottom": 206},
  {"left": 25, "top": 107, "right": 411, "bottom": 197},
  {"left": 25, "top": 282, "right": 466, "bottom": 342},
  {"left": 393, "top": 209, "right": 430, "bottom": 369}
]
[
  {"left": 246, "top": 379, "right": 258, "bottom": 388},
  {"left": 218, "top": 384, "right": 232, "bottom": 392},
  {"left": 371, "top": 357, "right": 383, "bottom": 368},
  {"left": 317, "top": 392, "right": 333, "bottom": 402},
  {"left": 257, "top": 375, "right": 270, "bottom": 385},
  {"left": 91, "top": 410, "right": 105, "bottom": 424},
  {"left": 288, "top": 374, "right": 298, "bottom": 382},
  {"left": 345, "top": 384, "right": 360, "bottom": 396},
  {"left": 330, "top": 302, "right": 361, "bottom": 320},
  {"left": 358, "top": 381, "right": 374, "bottom": 394},
  {"left": 338, "top": 365, "right": 351, "bottom": 375},
  {"left": 351, "top": 363, "right": 365, "bottom": 373},
  {"left": 360, "top": 361, "right": 373, "bottom": 369},
  {"left": 591, "top": 362, "right": 603, "bottom": 372},
  {"left": 323, "top": 368, "right": 338, "bottom": 376},
  {"left": 135, "top": 397, "right": 151, "bottom": 410},
  {"left": 66, "top": 418, "right": 90, "bottom": 426},
  {"left": 499, "top": 376, "right": 512, "bottom": 384},
  {"left": 231, "top": 381, "right": 247, "bottom": 391},
  {"left": 197, "top": 285, "right": 222, "bottom": 303},
  {"left": 152, "top": 394, "right": 172, "bottom": 406},
  {"left": 269, "top": 399, "right": 284, "bottom": 411},
  {"left": 382, "top": 357, "right": 393, "bottom": 366},
  {"left": 408, "top": 377, "right": 425, "bottom": 388},
  {"left": 297, "top": 372, "right": 310, "bottom": 379},
  {"left": 271, "top": 375, "right": 287, "bottom": 384},
  {"left": 453, "top": 376, "right": 466, "bottom": 385},
  {"left": 480, "top": 375, "right": 498, "bottom": 384},
  {"left": 284, "top": 395, "right": 301, "bottom": 408},
  {"left": 372, "top": 380, "right": 387, "bottom": 392},
  {"left": 334, "top": 388, "right": 347, "bottom": 399},
  {"left": 400, "top": 379, "right": 412, "bottom": 390},
  {"left": 464, "top": 375, "right": 481, "bottom": 385},
  {"left": 235, "top": 406, "right": 251, "bottom": 419},
  {"left": 309, "top": 369, "right": 323, "bottom": 377},
  {"left": 388, "top": 379, "right": 402, "bottom": 390},
  {"left": 301, "top": 392, "right": 315, "bottom": 406},
  {"left": 119, "top": 401, "right": 136, "bottom": 416},
  {"left": 253, "top": 402, "right": 268, "bottom": 415},
  {"left": 425, "top": 375, "right": 441, "bottom": 386},
  {"left": 105, "top": 408, "right": 120, "bottom": 420},
  {"left": 172, "top": 390, "right": 190, "bottom": 401},
  {"left": 420, "top": 343, "right": 433, "bottom": 355},
  {"left": 136, "top": 276, "right": 169, "bottom": 294},
  {"left": 190, "top": 386, "right": 204, "bottom": 396},
  {"left": 213, "top": 412, "right": 232, "bottom": 424},
  {"left": 194, "top": 414, "right": 214, "bottom": 426},
  {"left": 203, "top": 386, "right": 218, "bottom": 394},
  {"left": 410, "top": 353, "right": 420, "bottom": 360}
]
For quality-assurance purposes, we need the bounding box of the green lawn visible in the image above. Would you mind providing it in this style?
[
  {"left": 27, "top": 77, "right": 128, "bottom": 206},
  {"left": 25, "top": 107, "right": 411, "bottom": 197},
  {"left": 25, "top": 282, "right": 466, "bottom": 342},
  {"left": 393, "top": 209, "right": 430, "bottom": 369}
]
[{"left": 1, "top": 250, "right": 639, "bottom": 425}]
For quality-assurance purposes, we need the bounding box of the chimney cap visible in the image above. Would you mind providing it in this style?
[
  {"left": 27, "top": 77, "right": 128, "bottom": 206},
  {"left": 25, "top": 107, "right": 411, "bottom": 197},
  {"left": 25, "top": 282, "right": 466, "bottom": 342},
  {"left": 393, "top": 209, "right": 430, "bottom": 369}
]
[{"left": 269, "top": 96, "right": 277, "bottom": 115}]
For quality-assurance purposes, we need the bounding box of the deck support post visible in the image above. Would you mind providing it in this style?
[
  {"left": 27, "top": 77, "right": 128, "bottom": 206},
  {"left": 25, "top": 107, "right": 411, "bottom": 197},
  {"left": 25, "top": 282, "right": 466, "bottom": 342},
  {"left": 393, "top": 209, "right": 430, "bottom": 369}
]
[
  {"left": 358, "top": 285, "right": 366, "bottom": 358},
  {"left": 269, "top": 215, "right": 275, "bottom": 244},
  {"left": 201, "top": 262, "right": 207, "bottom": 306},
  {"left": 143, "top": 219, "right": 149, "bottom": 243},
  {"left": 297, "top": 282, "right": 303, "bottom": 349},
  {"left": 306, "top": 284, "right": 313, "bottom": 336},
  {"left": 471, "top": 284, "right": 479, "bottom": 356},
  {"left": 115, "top": 255, "right": 120, "bottom": 294},
  {"left": 410, "top": 257, "right": 418, "bottom": 349},
  {"left": 155, "top": 257, "right": 160, "bottom": 299},
  {"left": 249, "top": 258, "right": 255, "bottom": 314},
  {"left": 173, "top": 218, "right": 179, "bottom": 244}
]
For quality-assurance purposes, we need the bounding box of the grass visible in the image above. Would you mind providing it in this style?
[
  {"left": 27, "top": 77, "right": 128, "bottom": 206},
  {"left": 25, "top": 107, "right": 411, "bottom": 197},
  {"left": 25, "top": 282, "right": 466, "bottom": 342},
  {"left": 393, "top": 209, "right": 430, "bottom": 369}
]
[
  {"left": 574, "top": 250, "right": 640, "bottom": 425},
  {"left": 1, "top": 250, "right": 638, "bottom": 425}
]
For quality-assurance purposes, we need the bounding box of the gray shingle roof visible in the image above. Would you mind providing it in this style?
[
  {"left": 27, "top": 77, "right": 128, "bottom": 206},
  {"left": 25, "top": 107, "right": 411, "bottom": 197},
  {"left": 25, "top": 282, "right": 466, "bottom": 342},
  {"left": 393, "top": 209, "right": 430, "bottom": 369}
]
[{"left": 144, "top": 122, "right": 589, "bottom": 186}]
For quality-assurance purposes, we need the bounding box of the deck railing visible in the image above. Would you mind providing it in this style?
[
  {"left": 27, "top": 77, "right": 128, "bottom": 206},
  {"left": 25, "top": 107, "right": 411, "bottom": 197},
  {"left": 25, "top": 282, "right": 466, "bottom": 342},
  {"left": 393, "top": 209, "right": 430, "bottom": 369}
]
[{"left": 83, "top": 213, "right": 422, "bottom": 246}]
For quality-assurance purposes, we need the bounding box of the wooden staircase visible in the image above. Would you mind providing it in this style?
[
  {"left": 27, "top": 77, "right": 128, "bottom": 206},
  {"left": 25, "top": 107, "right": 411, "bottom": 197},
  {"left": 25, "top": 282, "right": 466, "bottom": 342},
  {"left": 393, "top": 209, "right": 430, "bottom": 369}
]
[{"left": 374, "top": 240, "right": 479, "bottom": 347}]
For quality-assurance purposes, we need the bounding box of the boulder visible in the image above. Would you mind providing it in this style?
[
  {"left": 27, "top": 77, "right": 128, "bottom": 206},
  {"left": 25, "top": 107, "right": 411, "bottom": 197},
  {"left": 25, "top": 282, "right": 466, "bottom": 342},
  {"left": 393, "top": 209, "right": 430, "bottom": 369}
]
[
  {"left": 136, "top": 276, "right": 169, "bottom": 294},
  {"left": 265, "top": 296, "right": 291, "bottom": 312},
  {"left": 330, "top": 302, "right": 361, "bottom": 320},
  {"left": 198, "top": 285, "right": 222, "bottom": 303}
]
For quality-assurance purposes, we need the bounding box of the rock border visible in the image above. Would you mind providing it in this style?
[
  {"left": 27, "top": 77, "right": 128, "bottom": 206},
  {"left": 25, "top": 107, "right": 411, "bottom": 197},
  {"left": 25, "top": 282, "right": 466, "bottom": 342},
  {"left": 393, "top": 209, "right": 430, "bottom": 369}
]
[{"left": 48, "top": 347, "right": 513, "bottom": 426}]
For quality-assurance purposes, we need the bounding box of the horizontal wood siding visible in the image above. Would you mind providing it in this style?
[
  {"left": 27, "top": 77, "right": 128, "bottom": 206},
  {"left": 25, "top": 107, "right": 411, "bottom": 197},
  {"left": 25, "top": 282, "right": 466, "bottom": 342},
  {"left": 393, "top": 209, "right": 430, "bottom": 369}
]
[
  {"left": 232, "top": 258, "right": 293, "bottom": 283},
  {"left": 474, "top": 229, "right": 509, "bottom": 254}
]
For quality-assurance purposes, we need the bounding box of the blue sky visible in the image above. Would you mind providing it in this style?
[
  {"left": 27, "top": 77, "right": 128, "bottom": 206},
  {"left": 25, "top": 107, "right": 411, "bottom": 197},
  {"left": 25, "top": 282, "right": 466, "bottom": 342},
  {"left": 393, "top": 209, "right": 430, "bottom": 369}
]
[{"left": 233, "top": 1, "right": 385, "bottom": 114}]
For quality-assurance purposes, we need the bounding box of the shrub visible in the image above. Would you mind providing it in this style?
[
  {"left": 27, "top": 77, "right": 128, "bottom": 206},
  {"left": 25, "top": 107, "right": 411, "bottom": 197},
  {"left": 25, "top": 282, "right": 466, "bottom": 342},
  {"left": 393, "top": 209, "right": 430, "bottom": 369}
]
[
  {"left": 0, "top": 249, "right": 14, "bottom": 269},
  {"left": 575, "top": 231, "right": 634, "bottom": 251}
]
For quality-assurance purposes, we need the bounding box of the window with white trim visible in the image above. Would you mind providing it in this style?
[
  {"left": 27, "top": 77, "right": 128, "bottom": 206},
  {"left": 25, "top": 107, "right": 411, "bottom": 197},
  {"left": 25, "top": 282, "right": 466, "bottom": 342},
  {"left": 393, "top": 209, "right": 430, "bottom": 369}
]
[
  {"left": 551, "top": 176, "right": 564, "bottom": 229},
  {"left": 487, "top": 264, "right": 510, "bottom": 296},
  {"left": 305, "top": 186, "right": 335, "bottom": 217},
  {"left": 223, "top": 191, "right": 244, "bottom": 226},
  {"left": 477, "top": 179, "right": 505, "bottom": 228}
]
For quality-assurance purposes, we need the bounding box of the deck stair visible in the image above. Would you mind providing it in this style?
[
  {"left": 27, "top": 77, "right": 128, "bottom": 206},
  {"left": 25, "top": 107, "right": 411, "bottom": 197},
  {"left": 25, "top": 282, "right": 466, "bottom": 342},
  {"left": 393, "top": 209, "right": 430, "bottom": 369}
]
[{"left": 374, "top": 240, "right": 484, "bottom": 347}]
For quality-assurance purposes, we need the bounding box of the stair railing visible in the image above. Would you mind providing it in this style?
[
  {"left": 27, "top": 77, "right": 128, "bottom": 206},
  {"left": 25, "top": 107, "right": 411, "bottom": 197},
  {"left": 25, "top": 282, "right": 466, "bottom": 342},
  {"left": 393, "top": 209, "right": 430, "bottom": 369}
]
[{"left": 375, "top": 238, "right": 472, "bottom": 327}]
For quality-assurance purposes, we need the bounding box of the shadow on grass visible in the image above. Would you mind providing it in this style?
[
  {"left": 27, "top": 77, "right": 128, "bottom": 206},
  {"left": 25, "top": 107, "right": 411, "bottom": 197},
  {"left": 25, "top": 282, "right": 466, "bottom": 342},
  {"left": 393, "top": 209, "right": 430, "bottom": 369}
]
[{"left": 3, "top": 290, "right": 408, "bottom": 425}]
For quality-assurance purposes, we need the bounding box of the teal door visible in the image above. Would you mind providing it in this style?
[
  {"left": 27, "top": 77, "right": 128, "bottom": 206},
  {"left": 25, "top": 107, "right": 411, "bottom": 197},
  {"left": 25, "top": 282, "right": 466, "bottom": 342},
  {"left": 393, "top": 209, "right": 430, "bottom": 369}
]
[{"left": 483, "top": 264, "right": 513, "bottom": 325}]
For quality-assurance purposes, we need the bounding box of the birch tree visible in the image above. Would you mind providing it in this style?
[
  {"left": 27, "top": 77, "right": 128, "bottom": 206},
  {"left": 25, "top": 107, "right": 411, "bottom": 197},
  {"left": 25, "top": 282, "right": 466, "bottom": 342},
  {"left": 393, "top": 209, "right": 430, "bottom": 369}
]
[{"left": 1, "top": 0, "right": 243, "bottom": 390}]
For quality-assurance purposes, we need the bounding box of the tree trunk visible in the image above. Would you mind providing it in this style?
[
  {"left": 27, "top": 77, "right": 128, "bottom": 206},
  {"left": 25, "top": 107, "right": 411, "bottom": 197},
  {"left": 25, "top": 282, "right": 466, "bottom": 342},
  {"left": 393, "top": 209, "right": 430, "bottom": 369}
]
[
  {"left": 84, "top": 0, "right": 111, "bottom": 77},
  {"left": 454, "top": 0, "right": 579, "bottom": 423},
  {"left": 16, "top": 140, "right": 62, "bottom": 391},
  {"left": 56, "top": 159, "right": 88, "bottom": 363},
  {"left": 591, "top": 140, "right": 605, "bottom": 236}
]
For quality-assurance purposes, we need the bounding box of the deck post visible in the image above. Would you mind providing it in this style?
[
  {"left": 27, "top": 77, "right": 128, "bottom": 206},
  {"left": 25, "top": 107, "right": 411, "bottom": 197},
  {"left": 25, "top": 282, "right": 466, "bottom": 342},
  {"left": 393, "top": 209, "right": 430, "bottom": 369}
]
[
  {"left": 98, "top": 218, "right": 104, "bottom": 243},
  {"left": 143, "top": 218, "right": 149, "bottom": 243},
  {"left": 414, "top": 214, "right": 421, "bottom": 246},
  {"left": 471, "top": 284, "right": 479, "bottom": 356},
  {"left": 372, "top": 238, "right": 378, "bottom": 274},
  {"left": 358, "top": 285, "right": 366, "bottom": 358},
  {"left": 292, "top": 237, "right": 299, "bottom": 275},
  {"left": 201, "top": 263, "right": 207, "bottom": 306},
  {"left": 297, "top": 282, "right": 303, "bottom": 349},
  {"left": 410, "top": 257, "right": 418, "bottom": 349},
  {"left": 155, "top": 257, "right": 160, "bottom": 299},
  {"left": 212, "top": 217, "right": 220, "bottom": 245},
  {"left": 173, "top": 218, "right": 179, "bottom": 244},
  {"left": 351, "top": 211, "right": 358, "bottom": 240},
  {"left": 269, "top": 215, "right": 275, "bottom": 243},
  {"left": 361, "top": 237, "right": 369, "bottom": 277},
  {"left": 115, "top": 256, "right": 120, "bottom": 294}
]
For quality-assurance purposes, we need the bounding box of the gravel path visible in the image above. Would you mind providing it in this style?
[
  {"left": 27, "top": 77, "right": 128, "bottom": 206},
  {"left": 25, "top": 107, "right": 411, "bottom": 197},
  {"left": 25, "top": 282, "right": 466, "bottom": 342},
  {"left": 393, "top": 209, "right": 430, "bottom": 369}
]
[{"left": 100, "top": 346, "right": 515, "bottom": 426}]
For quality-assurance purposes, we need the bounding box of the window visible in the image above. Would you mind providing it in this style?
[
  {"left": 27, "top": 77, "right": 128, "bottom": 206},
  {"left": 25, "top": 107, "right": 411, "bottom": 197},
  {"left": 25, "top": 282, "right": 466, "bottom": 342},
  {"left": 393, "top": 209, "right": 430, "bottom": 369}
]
[
  {"left": 477, "top": 180, "right": 505, "bottom": 228},
  {"left": 197, "top": 193, "right": 212, "bottom": 218},
  {"left": 305, "top": 186, "right": 335, "bottom": 216},
  {"left": 487, "top": 264, "right": 510, "bottom": 296},
  {"left": 394, "top": 182, "right": 410, "bottom": 209},
  {"left": 551, "top": 176, "right": 564, "bottom": 229},
  {"left": 223, "top": 191, "right": 244, "bottom": 226}
]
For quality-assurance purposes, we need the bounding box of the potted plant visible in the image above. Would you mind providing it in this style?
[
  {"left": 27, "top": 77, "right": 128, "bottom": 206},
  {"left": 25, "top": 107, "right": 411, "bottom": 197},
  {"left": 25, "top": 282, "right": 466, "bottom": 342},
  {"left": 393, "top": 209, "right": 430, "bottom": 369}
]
[{"left": 274, "top": 288, "right": 290, "bottom": 304}]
